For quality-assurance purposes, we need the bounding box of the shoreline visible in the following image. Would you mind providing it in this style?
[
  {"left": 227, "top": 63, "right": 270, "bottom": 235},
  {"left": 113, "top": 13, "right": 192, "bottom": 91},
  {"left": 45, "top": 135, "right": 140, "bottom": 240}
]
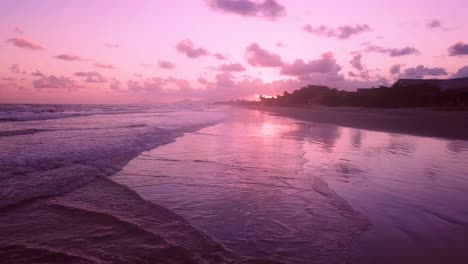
[{"left": 243, "top": 105, "right": 468, "bottom": 140}]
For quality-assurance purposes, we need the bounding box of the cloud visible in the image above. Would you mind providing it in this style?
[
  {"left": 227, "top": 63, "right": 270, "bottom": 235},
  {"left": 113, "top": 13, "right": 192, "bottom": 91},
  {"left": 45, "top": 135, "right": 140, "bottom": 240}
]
[
  {"left": 10, "top": 64, "right": 26, "bottom": 74},
  {"left": 110, "top": 80, "right": 122, "bottom": 91},
  {"left": 158, "top": 60, "right": 176, "bottom": 69},
  {"left": 104, "top": 43, "right": 119, "bottom": 48},
  {"left": 218, "top": 63, "right": 246, "bottom": 71},
  {"left": 276, "top": 42, "right": 286, "bottom": 47},
  {"left": 207, "top": 0, "right": 286, "bottom": 19},
  {"left": 448, "top": 42, "right": 468, "bottom": 56},
  {"left": 398, "top": 65, "right": 447, "bottom": 79},
  {"left": 2, "top": 77, "right": 16, "bottom": 81},
  {"left": 427, "top": 19, "right": 441, "bottom": 29},
  {"left": 364, "top": 44, "right": 419, "bottom": 57},
  {"left": 94, "top": 63, "right": 114, "bottom": 69},
  {"left": 389, "top": 64, "right": 402, "bottom": 75},
  {"left": 108, "top": 69, "right": 389, "bottom": 103},
  {"left": 54, "top": 54, "right": 81, "bottom": 61},
  {"left": 280, "top": 52, "right": 341, "bottom": 76},
  {"left": 74, "top": 72, "right": 106, "bottom": 83},
  {"left": 33, "top": 75, "right": 82, "bottom": 89},
  {"left": 214, "top": 72, "right": 236, "bottom": 88},
  {"left": 245, "top": 43, "right": 283, "bottom": 67},
  {"left": 126, "top": 79, "right": 166, "bottom": 94},
  {"left": 115, "top": 77, "right": 193, "bottom": 95},
  {"left": 198, "top": 77, "right": 210, "bottom": 85},
  {"left": 350, "top": 54, "right": 364, "bottom": 71},
  {"left": 6, "top": 37, "right": 44, "bottom": 50},
  {"left": 176, "top": 39, "right": 210, "bottom": 59},
  {"left": 214, "top": 53, "right": 227, "bottom": 60},
  {"left": 191, "top": 69, "right": 387, "bottom": 101},
  {"left": 303, "top": 24, "right": 371, "bottom": 39},
  {"left": 31, "top": 70, "right": 44, "bottom": 77},
  {"left": 451, "top": 65, "right": 468, "bottom": 78}
]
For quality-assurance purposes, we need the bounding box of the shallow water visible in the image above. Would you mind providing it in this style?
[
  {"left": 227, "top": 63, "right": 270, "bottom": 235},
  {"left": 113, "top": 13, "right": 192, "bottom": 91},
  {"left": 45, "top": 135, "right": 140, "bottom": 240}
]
[
  {"left": 0, "top": 104, "right": 226, "bottom": 208},
  {"left": 0, "top": 104, "right": 236, "bottom": 263},
  {"left": 113, "top": 108, "right": 468, "bottom": 263}
]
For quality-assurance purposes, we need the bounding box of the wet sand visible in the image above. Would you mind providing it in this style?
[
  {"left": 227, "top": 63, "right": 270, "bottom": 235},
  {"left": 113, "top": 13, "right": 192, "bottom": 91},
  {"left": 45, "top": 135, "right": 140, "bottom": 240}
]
[
  {"left": 247, "top": 106, "right": 468, "bottom": 140},
  {"left": 0, "top": 177, "right": 283, "bottom": 264}
]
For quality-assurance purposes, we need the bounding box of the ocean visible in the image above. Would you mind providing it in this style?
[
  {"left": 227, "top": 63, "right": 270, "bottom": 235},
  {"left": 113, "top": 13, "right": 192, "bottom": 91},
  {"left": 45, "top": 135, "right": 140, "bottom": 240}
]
[{"left": 1, "top": 104, "right": 467, "bottom": 263}]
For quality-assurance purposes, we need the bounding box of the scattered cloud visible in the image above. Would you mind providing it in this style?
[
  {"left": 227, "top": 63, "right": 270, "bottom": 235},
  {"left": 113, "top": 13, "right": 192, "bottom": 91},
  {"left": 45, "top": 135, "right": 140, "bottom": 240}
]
[
  {"left": 104, "top": 43, "right": 119, "bottom": 48},
  {"left": 218, "top": 63, "right": 246, "bottom": 71},
  {"left": 427, "top": 19, "right": 442, "bottom": 29},
  {"left": 303, "top": 24, "right": 371, "bottom": 39},
  {"left": 448, "top": 42, "right": 468, "bottom": 56},
  {"left": 31, "top": 70, "right": 44, "bottom": 77},
  {"left": 6, "top": 37, "right": 44, "bottom": 50},
  {"left": 280, "top": 52, "right": 342, "bottom": 76},
  {"left": 350, "top": 54, "right": 364, "bottom": 71},
  {"left": 207, "top": 0, "right": 286, "bottom": 19},
  {"left": 10, "top": 64, "right": 26, "bottom": 74},
  {"left": 389, "top": 64, "right": 402, "bottom": 75},
  {"left": 110, "top": 80, "right": 122, "bottom": 91},
  {"left": 33, "top": 75, "right": 82, "bottom": 89},
  {"left": 176, "top": 39, "right": 210, "bottom": 59},
  {"left": 245, "top": 43, "right": 283, "bottom": 67},
  {"left": 74, "top": 71, "right": 106, "bottom": 83},
  {"left": 451, "top": 65, "right": 468, "bottom": 78},
  {"left": 54, "top": 54, "right": 81, "bottom": 61},
  {"left": 158, "top": 60, "right": 176, "bottom": 69},
  {"left": 214, "top": 53, "right": 227, "bottom": 60},
  {"left": 213, "top": 71, "right": 236, "bottom": 88},
  {"left": 113, "top": 77, "right": 193, "bottom": 96},
  {"left": 126, "top": 79, "right": 164, "bottom": 93},
  {"left": 364, "top": 44, "right": 419, "bottom": 56},
  {"left": 398, "top": 65, "right": 447, "bottom": 79},
  {"left": 94, "top": 63, "right": 114, "bottom": 69}
]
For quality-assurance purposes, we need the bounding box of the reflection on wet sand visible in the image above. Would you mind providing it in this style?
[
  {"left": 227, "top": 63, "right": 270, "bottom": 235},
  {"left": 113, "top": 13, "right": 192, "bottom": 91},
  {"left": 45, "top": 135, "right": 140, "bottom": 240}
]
[
  {"left": 301, "top": 117, "right": 468, "bottom": 264},
  {"left": 113, "top": 110, "right": 369, "bottom": 263},
  {"left": 113, "top": 108, "right": 468, "bottom": 263}
]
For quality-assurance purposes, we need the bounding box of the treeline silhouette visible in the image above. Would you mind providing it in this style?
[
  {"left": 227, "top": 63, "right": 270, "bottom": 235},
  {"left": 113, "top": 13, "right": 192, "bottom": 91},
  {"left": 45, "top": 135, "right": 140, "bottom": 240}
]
[{"left": 232, "top": 81, "right": 468, "bottom": 108}]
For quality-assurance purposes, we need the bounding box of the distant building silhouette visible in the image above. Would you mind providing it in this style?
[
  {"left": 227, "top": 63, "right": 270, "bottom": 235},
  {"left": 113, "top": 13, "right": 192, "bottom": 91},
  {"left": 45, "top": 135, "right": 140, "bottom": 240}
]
[{"left": 396, "top": 77, "right": 468, "bottom": 91}]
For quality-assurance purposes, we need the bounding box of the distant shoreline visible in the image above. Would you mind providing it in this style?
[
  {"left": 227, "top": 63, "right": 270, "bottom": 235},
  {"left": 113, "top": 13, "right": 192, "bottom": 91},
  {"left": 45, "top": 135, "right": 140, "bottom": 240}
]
[{"left": 242, "top": 105, "right": 468, "bottom": 140}]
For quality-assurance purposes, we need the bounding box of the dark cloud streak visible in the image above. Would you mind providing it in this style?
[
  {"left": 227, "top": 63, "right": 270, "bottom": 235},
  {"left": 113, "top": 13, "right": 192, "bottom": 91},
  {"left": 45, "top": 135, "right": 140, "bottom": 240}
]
[
  {"left": 303, "top": 24, "right": 371, "bottom": 39},
  {"left": 207, "top": 0, "right": 286, "bottom": 19},
  {"left": 54, "top": 54, "right": 81, "bottom": 61},
  {"left": 6, "top": 37, "right": 44, "bottom": 50}
]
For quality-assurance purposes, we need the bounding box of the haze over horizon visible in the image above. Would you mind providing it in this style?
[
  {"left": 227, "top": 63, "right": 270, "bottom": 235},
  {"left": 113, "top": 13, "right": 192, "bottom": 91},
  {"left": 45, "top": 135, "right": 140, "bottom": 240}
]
[{"left": 1, "top": 0, "right": 468, "bottom": 104}]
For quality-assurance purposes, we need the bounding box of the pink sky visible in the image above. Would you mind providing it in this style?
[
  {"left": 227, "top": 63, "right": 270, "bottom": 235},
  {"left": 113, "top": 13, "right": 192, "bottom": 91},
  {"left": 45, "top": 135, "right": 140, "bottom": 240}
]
[{"left": 1, "top": 0, "right": 468, "bottom": 104}]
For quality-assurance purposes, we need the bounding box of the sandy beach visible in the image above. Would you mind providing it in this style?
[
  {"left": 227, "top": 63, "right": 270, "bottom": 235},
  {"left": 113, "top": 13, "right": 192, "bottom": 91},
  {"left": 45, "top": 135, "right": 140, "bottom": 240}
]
[{"left": 246, "top": 106, "right": 468, "bottom": 140}]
